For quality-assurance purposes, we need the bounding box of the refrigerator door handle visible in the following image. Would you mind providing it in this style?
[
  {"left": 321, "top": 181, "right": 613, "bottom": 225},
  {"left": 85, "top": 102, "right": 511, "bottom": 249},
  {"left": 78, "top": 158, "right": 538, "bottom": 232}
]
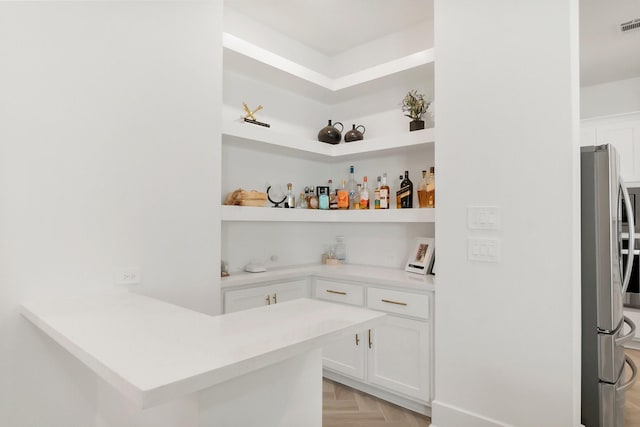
[
  {"left": 617, "top": 355, "right": 638, "bottom": 393},
  {"left": 616, "top": 316, "right": 637, "bottom": 345},
  {"left": 620, "top": 178, "right": 635, "bottom": 294}
]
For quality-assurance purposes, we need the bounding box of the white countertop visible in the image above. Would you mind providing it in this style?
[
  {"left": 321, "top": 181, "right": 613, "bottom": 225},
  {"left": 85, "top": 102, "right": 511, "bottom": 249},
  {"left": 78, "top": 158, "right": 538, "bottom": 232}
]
[
  {"left": 222, "top": 264, "right": 436, "bottom": 292},
  {"left": 21, "top": 292, "right": 385, "bottom": 409}
]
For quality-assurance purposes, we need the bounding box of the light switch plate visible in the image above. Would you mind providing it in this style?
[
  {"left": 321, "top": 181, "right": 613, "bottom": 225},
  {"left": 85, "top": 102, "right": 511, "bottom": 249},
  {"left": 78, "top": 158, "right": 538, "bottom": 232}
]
[
  {"left": 468, "top": 206, "right": 501, "bottom": 230},
  {"left": 468, "top": 238, "right": 501, "bottom": 262}
]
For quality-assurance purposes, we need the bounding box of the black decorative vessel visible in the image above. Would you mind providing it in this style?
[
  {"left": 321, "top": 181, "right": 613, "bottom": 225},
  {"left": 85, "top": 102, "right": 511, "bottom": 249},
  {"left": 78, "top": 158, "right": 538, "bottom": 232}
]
[
  {"left": 344, "top": 124, "right": 366, "bottom": 142},
  {"left": 317, "top": 120, "right": 344, "bottom": 145}
]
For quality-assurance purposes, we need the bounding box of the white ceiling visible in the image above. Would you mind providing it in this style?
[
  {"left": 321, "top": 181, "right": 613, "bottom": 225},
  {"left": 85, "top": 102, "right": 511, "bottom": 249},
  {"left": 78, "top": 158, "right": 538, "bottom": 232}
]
[
  {"left": 580, "top": 0, "right": 640, "bottom": 86},
  {"left": 225, "top": 0, "right": 640, "bottom": 87},
  {"left": 224, "top": 0, "right": 433, "bottom": 56}
]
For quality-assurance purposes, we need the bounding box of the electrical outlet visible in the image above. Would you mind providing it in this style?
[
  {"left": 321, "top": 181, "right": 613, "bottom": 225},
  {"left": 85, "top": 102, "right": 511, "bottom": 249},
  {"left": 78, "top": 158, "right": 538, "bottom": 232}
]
[{"left": 115, "top": 268, "right": 141, "bottom": 285}]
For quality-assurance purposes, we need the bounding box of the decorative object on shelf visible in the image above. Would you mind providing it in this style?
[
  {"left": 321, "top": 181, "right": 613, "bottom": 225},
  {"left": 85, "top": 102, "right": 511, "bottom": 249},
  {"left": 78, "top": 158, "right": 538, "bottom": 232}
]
[
  {"left": 344, "top": 124, "right": 366, "bottom": 142},
  {"left": 405, "top": 237, "right": 435, "bottom": 275},
  {"left": 224, "top": 188, "right": 268, "bottom": 207},
  {"left": 317, "top": 119, "right": 344, "bottom": 144},
  {"left": 266, "top": 185, "right": 287, "bottom": 208},
  {"left": 221, "top": 260, "right": 230, "bottom": 277},
  {"left": 242, "top": 102, "right": 270, "bottom": 128},
  {"left": 401, "top": 90, "right": 431, "bottom": 132}
]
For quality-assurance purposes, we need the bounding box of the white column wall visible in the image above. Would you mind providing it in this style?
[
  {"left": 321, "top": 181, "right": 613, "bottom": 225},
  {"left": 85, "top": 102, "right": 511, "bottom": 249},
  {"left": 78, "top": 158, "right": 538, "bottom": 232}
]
[
  {"left": 0, "top": 2, "right": 222, "bottom": 425},
  {"left": 432, "top": 1, "right": 581, "bottom": 426}
]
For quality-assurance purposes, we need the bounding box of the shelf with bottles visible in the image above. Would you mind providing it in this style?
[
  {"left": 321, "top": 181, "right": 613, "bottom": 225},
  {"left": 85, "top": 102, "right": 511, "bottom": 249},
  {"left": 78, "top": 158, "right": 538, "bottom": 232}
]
[
  {"left": 220, "top": 205, "right": 435, "bottom": 223},
  {"left": 223, "top": 32, "right": 435, "bottom": 102},
  {"left": 222, "top": 120, "right": 435, "bottom": 159}
]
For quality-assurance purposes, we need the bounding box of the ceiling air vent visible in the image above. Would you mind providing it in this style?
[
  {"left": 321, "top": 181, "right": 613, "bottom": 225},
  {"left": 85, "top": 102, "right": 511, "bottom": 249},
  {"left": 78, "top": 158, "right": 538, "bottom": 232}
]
[{"left": 620, "top": 18, "right": 640, "bottom": 33}]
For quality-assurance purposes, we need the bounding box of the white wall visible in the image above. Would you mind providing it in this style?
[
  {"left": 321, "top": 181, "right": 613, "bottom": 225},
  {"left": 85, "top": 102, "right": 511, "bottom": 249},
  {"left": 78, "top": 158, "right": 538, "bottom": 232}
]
[
  {"left": 581, "top": 76, "right": 640, "bottom": 119},
  {"left": 432, "top": 1, "right": 581, "bottom": 426},
  {"left": 0, "top": 2, "right": 222, "bottom": 425}
]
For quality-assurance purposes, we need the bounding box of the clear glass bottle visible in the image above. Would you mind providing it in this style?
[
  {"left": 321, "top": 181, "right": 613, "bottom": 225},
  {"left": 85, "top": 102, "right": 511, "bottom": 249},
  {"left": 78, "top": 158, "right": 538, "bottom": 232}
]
[
  {"left": 347, "top": 165, "right": 357, "bottom": 209},
  {"left": 399, "top": 170, "right": 413, "bottom": 208},
  {"left": 337, "top": 179, "right": 349, "bottom": 209},
  {"left": 285, "top": 183, "right": 295, "bottom": 208},
  {"left": 296, "top": 191, "right": 308, "bottom": 209},
  {"left": 418, "top": 170, "right": 429, "bottom": 208},
  {"left": 351, "top": 184, "right": 361, "bottom": 209},
  {"left": 374, "top": 176, "right": 382, "bottom": 209},
  {"left": 380, "top": 173, "right": 390, "bottom": 209},
  {"left": 426, "top": 166, "right": 435, "bottom": 208},
  {"left": 359, "top": 176, "right": 370, "bottom": 209},
  {"left": 334, "top": 235, "right": 346, "bottom": 262}
]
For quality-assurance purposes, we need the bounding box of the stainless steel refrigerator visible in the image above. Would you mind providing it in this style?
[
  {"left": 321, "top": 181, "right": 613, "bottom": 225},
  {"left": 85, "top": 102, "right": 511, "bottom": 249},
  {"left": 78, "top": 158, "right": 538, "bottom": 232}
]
[{"left": 581, "top": 144, "right": 638, "bottom": 427}]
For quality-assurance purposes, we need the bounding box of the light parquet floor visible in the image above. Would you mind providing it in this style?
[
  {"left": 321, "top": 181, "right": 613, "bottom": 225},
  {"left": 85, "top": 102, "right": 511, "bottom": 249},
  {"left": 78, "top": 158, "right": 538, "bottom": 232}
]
[
  {"left": 626, "top": 348, "right": 640, "bottom": 426},
  {"left": 322, "top": 379, "right": 430, "bottom": 427},
  {"left": 323, "top": 349, "right": 640, "bottom": 427}
]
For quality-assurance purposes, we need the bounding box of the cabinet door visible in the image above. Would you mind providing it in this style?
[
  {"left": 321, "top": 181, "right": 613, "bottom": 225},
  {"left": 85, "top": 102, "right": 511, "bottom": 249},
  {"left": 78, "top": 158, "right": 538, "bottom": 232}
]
[
  {"left": 595, "top": 121, "right": 640, "bottom": 184},
  {"left": 322, "top": 330, "right": 366, "bottom": 380},
  {"left": 270, "top": 279, "right": 310, "bottom": 304},
  {"left": 224, "top": 285, "right": 274, "bottom": 313},
  {"left": 367, "top": 316, "right": 430, "bottom": 402}
]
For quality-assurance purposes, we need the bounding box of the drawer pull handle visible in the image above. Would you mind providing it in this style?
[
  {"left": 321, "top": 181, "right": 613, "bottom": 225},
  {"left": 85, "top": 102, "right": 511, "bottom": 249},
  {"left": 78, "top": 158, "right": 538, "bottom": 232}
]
[
  {"left": 326, "top": 289, "right": 347, "bottom": 295},
  {"left": 381, "top": 299, "right": 407, "bottom": 306}
]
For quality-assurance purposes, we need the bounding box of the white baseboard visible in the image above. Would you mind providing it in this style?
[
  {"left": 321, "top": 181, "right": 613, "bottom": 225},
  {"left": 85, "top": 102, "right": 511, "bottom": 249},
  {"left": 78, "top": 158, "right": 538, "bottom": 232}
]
[
  {"left": 322, "top": 369, "right": 431, "bottom": 417},
  {"left": 624, "top": 338, "right": 640, "bottom": 350},
  {"left": 431, "top": 400, "right": 585, "bottom": 427}
]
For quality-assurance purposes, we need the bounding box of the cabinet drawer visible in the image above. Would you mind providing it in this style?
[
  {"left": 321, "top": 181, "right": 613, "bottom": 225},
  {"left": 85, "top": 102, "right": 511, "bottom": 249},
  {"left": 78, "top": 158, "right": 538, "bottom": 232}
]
[
  {"left": 367, "top": 288, "right": 429, "bottom": 319},
  {"left": 314, "top": 279, "right": 364, "bottom": 306}
]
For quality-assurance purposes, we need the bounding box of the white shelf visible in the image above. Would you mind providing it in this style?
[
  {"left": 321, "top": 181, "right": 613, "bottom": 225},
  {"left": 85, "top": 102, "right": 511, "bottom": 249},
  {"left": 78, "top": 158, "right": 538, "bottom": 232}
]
[
  {"left": 222, "top": 120, "right": 435, "bottom": 158},
  {"left": 221, "top": 205, "right": 435, "bottom": 223},
  {"left": 223, "top": 32, "right": 435, "bottom": 103}
]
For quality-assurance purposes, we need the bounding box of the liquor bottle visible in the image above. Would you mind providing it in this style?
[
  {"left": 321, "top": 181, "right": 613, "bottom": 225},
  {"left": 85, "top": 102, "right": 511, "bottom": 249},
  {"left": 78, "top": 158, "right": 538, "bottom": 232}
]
[
  {"left": 328, "top": 179, "right": 338, "bottom": 209},
  {"left": 418, "top": 170, "right": 429, "bottom": 208},
  {"left": 347, "top": 165, "right": 357, "bottom": 209},
  {"left": 352, "top": 184, "right": 362, "bottom": 209},
  {"left": 308, "top": 185, "right": 319, "bottom": 209},
  {"left": 396, "top": 174, "right": 403, "bottom": 209},
  {"left": 285, "top": 183, "right": 295, "bottom": 208},
  {"left": 359, "top": 176, "right": 370, "bottom": 209},
  {"left": 380, "top": 173, "right": 390, "bottom": 209},
  {"left": 337, "top": 179, "right": 349, "bottom": 209},
  {"left": 296, "top": 192, "right": 308, "bottom": 209},
  {"left": 426, "top": 166, "right": 435, "bottom": 208},
  {"left": 374, "top": 176, "right": 382, "bottom": 209},
  {"left": 317, "top": 186, "right": 329, "bottom": 210},
  {"left": 398, "top": 170, "right": 413, "bottom": 208}
]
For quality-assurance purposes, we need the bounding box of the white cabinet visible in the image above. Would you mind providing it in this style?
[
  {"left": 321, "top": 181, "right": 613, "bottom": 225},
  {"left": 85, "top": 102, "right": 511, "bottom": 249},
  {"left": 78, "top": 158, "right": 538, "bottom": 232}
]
[
  {"left": 581, "top": 113, "right": 640, "bottom": 186},
  {"left": 322, "top": 331, "right": 366, "bottom": 380},
  {"left": 313, "top": 277, "right": 433, "bottom": 406},
  {"left": 223, "top": 279, "right": 310, "bottom": 313},
  {"left": 367, "top": 316, "right": 430, "bottom": 401}
]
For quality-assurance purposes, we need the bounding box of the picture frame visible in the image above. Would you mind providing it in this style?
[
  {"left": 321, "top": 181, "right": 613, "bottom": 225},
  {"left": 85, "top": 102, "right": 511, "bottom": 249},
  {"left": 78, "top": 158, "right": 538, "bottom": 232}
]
[{"left": 405, "top": 237, "right": 435, "bottom": 275}]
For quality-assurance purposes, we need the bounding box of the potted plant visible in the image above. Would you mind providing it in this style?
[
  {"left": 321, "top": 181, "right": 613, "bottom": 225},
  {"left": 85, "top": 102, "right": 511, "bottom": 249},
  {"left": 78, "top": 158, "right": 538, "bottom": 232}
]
[{"left": 401, "top": 90, "right": 431, "bottom": 131}]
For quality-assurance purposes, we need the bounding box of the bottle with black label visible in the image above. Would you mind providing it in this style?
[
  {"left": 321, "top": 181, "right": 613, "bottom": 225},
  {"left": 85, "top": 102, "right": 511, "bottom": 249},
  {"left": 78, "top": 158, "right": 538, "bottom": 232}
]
[
  {"left": 398, "top": 170, "right": 413, "bottom": 208},
  {"left": 285, "top": 183, "right": 295, "bottom": 208}
]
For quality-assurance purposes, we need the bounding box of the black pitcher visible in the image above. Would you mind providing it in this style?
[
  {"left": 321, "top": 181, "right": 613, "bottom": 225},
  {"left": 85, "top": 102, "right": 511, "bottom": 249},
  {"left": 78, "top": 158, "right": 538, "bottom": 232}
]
[
  {"left": 317, "top": 120, "right": 344, "bottom": 145},
  {"left": 344, "top": 124, "right": 366, "bottom": 142}
]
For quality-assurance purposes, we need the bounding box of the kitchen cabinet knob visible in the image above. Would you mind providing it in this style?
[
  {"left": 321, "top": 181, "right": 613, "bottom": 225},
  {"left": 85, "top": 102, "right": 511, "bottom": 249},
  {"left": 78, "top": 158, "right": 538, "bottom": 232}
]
[
  {"left": 326, "top": 289, "right": 347, "bottom": 295},
  {"left": 355, "top": 334, "right": 360, "bottom": 346},
  {"left": 265, "top": 295, "right": 271, "bottom": 305},
  {"left": 368, "top": 329, "right": 372, "bottom": 349},
  {"left": 273, "top": 293, "right": 277, "bottom": 304}
]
